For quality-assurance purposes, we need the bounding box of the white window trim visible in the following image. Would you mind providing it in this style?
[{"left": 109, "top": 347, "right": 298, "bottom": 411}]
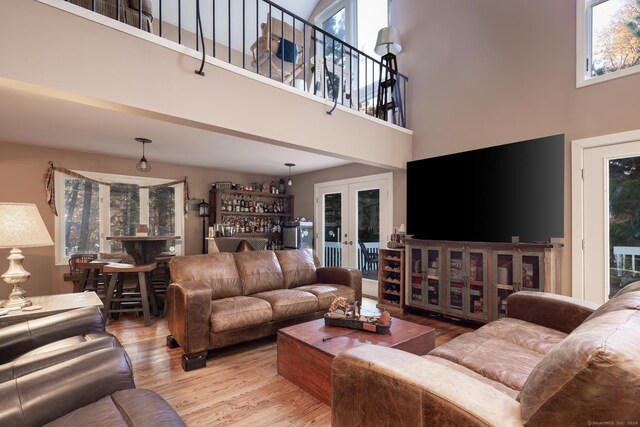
[
  {"left": 576, "top": 0, "right": 640, "bottom": 88},
  {"left": 314, "top": 0, "right": 357, "bottom": 46},
  {"left": 54, "top": 170, "right": 184, "bottom": 265}
]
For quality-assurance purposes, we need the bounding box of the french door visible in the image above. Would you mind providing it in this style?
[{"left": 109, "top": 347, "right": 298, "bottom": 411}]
[
  {"left": 314, "top": 173, "right": 392, "bottom": 297},
  {"left": 573, "top": 130, "right": 640, "bottom": 304}
]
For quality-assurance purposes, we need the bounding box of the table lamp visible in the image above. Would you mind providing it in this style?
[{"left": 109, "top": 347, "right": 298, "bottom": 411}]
[{"left": 0, "top": 203, "right": 54, "bottom": 308}]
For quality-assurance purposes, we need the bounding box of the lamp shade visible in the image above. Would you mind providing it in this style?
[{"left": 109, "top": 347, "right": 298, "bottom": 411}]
[
  {"left": 374, "top": 26, "right": 402, "bottom": 56},
  {"left": 0, "top": 203, "right": 54, "bottom": 249}
]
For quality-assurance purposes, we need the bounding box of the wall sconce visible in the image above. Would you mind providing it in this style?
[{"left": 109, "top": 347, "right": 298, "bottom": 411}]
[
  {"left": 198, "top": 199, "right": 209, "bottom": 217},
  {"left": 135, "top": 137, "right": 152, "bottom": 173}
]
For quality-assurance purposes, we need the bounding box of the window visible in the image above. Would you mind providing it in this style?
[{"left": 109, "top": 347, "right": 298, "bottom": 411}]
[
  {"left": 55, "top": 170, "right": 184, "bottom": 265},
  {"left": 314, "top": 0, "right": 389, "bottom": 105},
  {"left": 578, "top": 0, "right": 640, "bottom": 86}
]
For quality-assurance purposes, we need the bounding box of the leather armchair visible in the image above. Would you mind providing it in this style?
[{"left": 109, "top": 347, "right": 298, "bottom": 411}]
[
  {"left": 0, "top": 347, "right": 185, "bottom": 427},
  {"left": 0, "top": 306, "right": 108, "bottom": 365},
  {"left": 0, "top": 307, "right": 122, "bottom": 383}
]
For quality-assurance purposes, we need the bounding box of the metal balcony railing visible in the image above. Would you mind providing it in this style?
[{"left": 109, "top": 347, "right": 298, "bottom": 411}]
[{"left": 63, "top": 0, "right": 408, "bottom": 128}]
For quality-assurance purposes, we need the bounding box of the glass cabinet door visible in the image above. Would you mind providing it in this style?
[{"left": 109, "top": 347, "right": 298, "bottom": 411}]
[
  {"left": 425, "top": 248, "right": 442, "bottom": 309},
  {"left": 518, "top": 252, "right": 544, "bottom": 292},
  {"left": 409, "top": 247, "right": 425, "bottom": 306},
  {"left": 494, "top": 251, "right": 514, "bottom": 318},
  {"left": 447, "top": 249, "right": 465, "bottom": 315},
  {"left": 467, "top": 250, "right": 487, "bottom": 321}
]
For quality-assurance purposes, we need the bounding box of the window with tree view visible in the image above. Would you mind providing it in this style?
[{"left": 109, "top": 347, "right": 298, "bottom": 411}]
[
  {"left": 585, "top": 0, "right": 640, "bottom": 80},
  {"left": 55, "top": 171, "right": 183, "bottom": 264},
  {"left": 64, "top": 178, "right": 100, "bottom": 256}
]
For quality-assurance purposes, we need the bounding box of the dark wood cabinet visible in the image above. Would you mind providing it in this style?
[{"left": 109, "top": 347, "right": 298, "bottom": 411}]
[
  {"left": 377, "top": 248, "right": 406, "bottom": 316},
  {"left": 405, "top": 238, "right": 562, "bottom": 323}
]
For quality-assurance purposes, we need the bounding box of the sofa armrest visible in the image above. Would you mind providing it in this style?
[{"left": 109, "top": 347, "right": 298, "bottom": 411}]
[
  {"left": 166, "top": 280, "right": 212, "bottom": 355},
  {"left": 0, "top": 347, "right": 135, "bottom": 427},
  {"left": 332, "top": 344, "right": 521, "bottom": 427},
  {"left": 0, "top": 306, "right": 105, "bottom": 364},
  {"left": 507, "top": 291, "right": 599, "bottom": 334},
  {"left": 317, "top": 267, "right": 362, "bottom": 304}
]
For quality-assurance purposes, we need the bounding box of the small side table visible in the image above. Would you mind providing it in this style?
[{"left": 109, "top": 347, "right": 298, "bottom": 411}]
[{"left": 0, "top": 292, "right": 104, "bottom": 328}]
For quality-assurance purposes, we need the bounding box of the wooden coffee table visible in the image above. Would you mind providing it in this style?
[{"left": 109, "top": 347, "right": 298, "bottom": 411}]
[{"left": 277, "top": 317, "right": 435, "bottom": 405}]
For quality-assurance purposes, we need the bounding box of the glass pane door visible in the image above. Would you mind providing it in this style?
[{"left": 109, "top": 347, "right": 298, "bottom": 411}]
[
  {"left": 315, "top": 174, "right": 392, "bottom": 301},
  {"left": 356, "top": 188, "right": 380, "bottom": 280},
  {"left": 321, "top": 191, "right": 345, "bottom": 267},
  {"left": 609, "top": 156, "right": 640, "bottom": 299}
]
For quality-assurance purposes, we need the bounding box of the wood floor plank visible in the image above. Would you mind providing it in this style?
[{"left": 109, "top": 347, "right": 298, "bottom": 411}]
[{"left": 106, "top": 297, "right": 476, "bottom": 426}]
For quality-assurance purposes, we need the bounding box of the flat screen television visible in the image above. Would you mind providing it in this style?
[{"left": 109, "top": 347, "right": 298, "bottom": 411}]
[{"left": 406, "top": 134, "right": 564, "bottom": 243}]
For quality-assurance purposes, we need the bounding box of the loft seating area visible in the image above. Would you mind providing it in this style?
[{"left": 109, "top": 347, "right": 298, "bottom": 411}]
[
  {"left": 2, "top": 0, "right": 640, "bottom": 425},
  {"left": 60, "top": 0, "right": 408, "bottom": 128}
]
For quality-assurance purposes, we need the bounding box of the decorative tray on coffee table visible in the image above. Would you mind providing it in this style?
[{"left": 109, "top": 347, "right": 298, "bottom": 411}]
[
  {"left": 324, "top": 296, "right": 391, "bottom": 334},
  {"left": 323, "top": 314, "right": 391, "bottom": 334}
]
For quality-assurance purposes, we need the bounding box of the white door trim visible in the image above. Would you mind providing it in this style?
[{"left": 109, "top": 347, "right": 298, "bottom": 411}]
[{"left": 572, "top": 129, "right": 640, "bottom": 300}]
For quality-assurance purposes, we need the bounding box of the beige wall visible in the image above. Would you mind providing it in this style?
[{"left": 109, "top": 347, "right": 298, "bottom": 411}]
[
  {"left": 0, "top": 0, "right": 411, "bottom": 171},
  {"left": 393, "top": 0, "right": 640, "bottom": 295},
  {"left": 0, "top": 140, "right": 278, "bottom": 299},
  {"left": 293, "top": 164, "right": 405, "bottom": 231}
]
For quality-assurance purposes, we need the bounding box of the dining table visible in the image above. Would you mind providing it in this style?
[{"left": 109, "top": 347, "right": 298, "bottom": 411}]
[{"left": 106, "top": 235, "right": 180, "bottom": 265}]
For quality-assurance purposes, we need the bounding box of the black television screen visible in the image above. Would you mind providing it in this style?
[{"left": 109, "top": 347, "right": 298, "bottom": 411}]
[{"left": 407, "top": 134, "right": 564, "bottom": 243}]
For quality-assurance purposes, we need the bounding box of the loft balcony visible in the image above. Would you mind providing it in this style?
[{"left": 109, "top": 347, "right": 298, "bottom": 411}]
[{"left": 0, "top": 0, "right": 412, "bottom": 171}]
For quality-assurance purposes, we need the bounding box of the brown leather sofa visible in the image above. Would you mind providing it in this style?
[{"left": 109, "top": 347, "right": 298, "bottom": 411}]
[
  {"left": 166, "top": 249, "right": 362, "bottom": 371},
  {"left": 332, "top": 283, "right": 640, "bottom": 426},
  {"left": 0, "top": 307, "right": 185, "bottom": 426}
]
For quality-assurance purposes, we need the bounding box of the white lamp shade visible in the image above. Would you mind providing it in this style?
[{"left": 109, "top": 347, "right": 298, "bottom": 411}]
[
  {"left": 0, "top": 203, "right": 54, "bottom": 249},
  {"left": 374, "top": 26, "right": 402, "bottom": 56}
]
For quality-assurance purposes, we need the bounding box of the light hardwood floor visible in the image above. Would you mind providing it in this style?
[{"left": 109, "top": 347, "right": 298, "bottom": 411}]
[{"left": 105, "top": 297, "right": 479, "bottom": 426}]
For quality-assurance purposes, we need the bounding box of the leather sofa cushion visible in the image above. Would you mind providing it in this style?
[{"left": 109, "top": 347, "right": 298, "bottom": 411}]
[
  {"left": 519, "top": 310, "right": 640, "bottom": 426},
  {"left": 235, "top": 251, "right": 284, "bottom": 295},
  {"left": 252, "top": 289, "right": 319, "bottom": 320},
  {"left": 475, "top": 317, "right": 567, "bottom": 355},
  {"left": 210, "top": 297, "right": 273, "bottom": 333},
  {"left": 295, "top": 284, "right": 355, "bottom": 310},
  {"left": 0, "top": 307, "right": 105, "bottom": 364},
  {"left": 44, "top": 388, "right": 184, "bottom": 427},
  {"left": 170, "top": 253, "right": 243, "bottom": 299},
  {"left": 429, "top": 331, "right": 544, "bottom": 392},
  {"left": 423, "top": 355, "right": 520, "bottom": 399},
  {"left": 583, "top": 284, "right": 640, "bottom": 323},
  {"left": 275, "top": 249, "right": 317, "bottom": 288},
  {"left": 0, "top": 333, "right": 121, "bottom": 382}
]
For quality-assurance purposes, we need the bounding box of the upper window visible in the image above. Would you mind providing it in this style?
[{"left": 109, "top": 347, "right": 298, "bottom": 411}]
[
  {"left": 55, "top": 170, "right": 184, "bottom": 265},
  {"left": 578, "top": 0, "right": 640, "bottom": 86}
]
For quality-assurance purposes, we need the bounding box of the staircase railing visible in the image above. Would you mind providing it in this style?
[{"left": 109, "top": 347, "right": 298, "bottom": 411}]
[{"left": 62, "top": 0, "right": 408, "bottom": 128}]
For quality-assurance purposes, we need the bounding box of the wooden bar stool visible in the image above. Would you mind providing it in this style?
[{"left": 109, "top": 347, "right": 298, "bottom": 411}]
[
  {"left": 153, "top": 255, "right": 174, "bottom": 317},
  {"left": 76, "top": 260, "right": 110, "bottom": 298},
  {"left": 102, "top": 262, "right": 158, "bottom": 327}
]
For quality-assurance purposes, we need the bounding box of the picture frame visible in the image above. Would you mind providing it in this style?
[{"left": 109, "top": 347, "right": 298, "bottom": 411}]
[{"left": 215, "top": 181, "right": 232, "bottom": 190}]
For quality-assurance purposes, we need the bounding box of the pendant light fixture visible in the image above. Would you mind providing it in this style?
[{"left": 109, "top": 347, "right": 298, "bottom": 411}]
[
  {"left": 135, "top": 137, "right": 152, "bottom": 173},
  {"left": 285, "top": 163, "right": 295, "bottom": 186}
]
